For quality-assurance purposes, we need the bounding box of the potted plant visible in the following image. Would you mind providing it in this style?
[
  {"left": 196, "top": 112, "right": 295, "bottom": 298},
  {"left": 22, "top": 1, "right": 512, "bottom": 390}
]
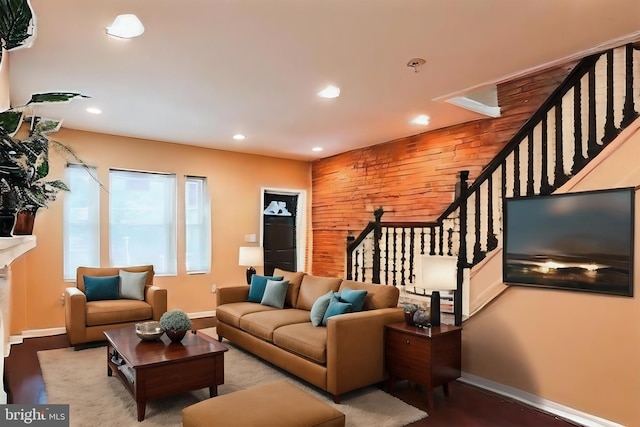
[
  {"left": 402, "top": 302, "right": 419, "bottom": 326},
  {"left": 159, "top": 309, "right": 193, "bottom": 342},
  {"left": 0, "top": 93, "right": 92, "bottom": 236}
]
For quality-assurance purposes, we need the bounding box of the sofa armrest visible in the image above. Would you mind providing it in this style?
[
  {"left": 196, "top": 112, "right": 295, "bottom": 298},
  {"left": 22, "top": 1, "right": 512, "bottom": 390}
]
[
  {"left": 326, "top": 307, "right": 404, "bottom": 396},
  {"left": 64, "top": 287, "right": 87, "bottom": 345},
  {"left": 217, "top": 285, "right": 250, "bottom": 306},
  {"left": 145, "top": 286, "right": 168, "bottom": 321}
]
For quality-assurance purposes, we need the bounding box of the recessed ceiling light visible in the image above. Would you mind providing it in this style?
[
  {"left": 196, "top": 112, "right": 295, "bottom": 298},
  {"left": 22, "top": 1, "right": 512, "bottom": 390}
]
[
  {"left": 317, "top": 85, "right": 340, "bottom": 99},
  {"left": 106, "top": 14, "right": 145, "bottom": 39},
  {"left": 312, "top": 147, "right": 323, "bottom": 152},
  {"left": 86, "top": 107, "right": 102, "bottom": 115},
  {"left": 411, "top": 115, "right": 430, "bottom": 125},
  {"left": 233, "top": 134, "right": 246, "bottom": 140}
]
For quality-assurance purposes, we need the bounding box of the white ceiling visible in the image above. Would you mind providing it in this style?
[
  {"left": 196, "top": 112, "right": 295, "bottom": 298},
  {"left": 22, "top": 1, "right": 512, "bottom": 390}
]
[{"left": 8, "top": 0, "right": 640, "bottom": 161}]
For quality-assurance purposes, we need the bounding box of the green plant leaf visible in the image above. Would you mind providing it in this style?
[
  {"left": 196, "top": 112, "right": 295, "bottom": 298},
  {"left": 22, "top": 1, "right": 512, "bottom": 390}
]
[
  {"left": 0, "top": 0, "right": 35, "bottom": 63},
  {"left": 34, "top": 118, "right": 62, "bottom": 135},
  {"left": 0, "top": 110, "right": 24, "bottom": 137},
  {"left": 27, "top": 92, "right": 90, "bottom": 105}
]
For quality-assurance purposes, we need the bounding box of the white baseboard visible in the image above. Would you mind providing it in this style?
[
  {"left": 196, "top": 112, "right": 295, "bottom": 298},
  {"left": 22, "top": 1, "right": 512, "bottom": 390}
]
[
  {"left": 188, "top": 310, "right": 215, "bottom": 319},
  {"left": 460, "top": 372, "right": 624, "bottom": 427}
]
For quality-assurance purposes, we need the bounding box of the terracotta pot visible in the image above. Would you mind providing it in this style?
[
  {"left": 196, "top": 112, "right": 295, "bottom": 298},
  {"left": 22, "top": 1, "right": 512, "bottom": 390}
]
[
  {"left": 13, "top": 210, "right": 37, "bottom": 235},
  {"left": 164, "top": 329, "right": 187, "bottom": 342}
]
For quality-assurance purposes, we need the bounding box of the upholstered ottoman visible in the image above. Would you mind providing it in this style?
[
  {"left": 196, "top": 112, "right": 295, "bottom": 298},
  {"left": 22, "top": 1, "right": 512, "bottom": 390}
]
[{"left": 182, "top": 380, "right": 345, "bottom": 427}]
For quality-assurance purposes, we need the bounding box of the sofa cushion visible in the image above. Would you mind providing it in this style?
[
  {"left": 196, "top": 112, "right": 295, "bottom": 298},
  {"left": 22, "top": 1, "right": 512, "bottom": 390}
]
[
  {"left": 273, "top": 322, "right": 328, "bottom": 364},
  {"left": 240, "top": 309, "right": 311, "bottom": 342},
  {"left": 261, "top": 280, "right": 290, "bottom": 309},
  {"left": 310, "top": 290, "right": 333, "bottom": 327},
  {"left": 274, "top": 269, "right": 306, "bottom": 308},
  {"left": 84, "top": 275, "right": 120, "bottom": 302},
  {"left": 86, "top": 300, "right": 151, "bottom": 326},
  {"left": 248, "top": 275, "right": 284, "bottom": 303},
  {"left": 322, "top": 295, "right": 352, "bottom": 326},
  {"left": 334, "top": 288, "right": 367, "bottom": 312},
  {"left": 216, "top": 302, "right": 278, "bottom": 329},
  {"left": 339, "top": 280, "right": 399, "bottom": 310},
  {"left": 119, "top": 270, "right": 148, "bottom": 300},
  {"left": 296, "top": 275, "right": 343, "bottom": 311}
]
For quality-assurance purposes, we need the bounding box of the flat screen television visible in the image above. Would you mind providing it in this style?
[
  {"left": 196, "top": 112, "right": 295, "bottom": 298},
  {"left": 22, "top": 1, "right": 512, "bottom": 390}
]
[{"left": 503, "top": 187, "right": 634, "bottom": 297}]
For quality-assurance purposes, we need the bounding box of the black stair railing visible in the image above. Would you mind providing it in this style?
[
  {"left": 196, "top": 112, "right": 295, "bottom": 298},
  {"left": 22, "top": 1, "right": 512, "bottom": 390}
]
[{"left": 347, "top": 43, "right": 640, "bottom": 326}]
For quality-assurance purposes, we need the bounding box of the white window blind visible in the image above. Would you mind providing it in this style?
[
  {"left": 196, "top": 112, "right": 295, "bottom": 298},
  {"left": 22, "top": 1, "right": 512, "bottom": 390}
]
[
  {"left": 63, "top": 164, "right": 100, "bottom": 281},
  {"left": 109, "top": 169, "right": 177, "bottom": 275},
  {"left": 185, "top": 176, "right": 211, "bottom": 273}
]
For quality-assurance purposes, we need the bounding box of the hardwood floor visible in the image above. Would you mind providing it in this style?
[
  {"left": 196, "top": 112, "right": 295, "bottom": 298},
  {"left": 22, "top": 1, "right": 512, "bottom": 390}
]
[{"left": 5, "top": 318, "right": 579, "bottom": 426}]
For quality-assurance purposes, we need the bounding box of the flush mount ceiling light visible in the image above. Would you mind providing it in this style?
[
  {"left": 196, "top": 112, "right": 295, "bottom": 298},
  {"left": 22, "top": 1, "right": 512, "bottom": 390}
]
[
  {"left": 317, "top": 85, "right": 340, "bottom": 99},
  {"left": 411, "top": 114, "right": 430, "bottom": 125},
  {"left": 312, "top": 147, "right": 323, "bottom": 152},
  {"left": 86, "top": 107, "right": 102, "bottom": 115},
  {"left": 106, "top": 14, "right": 145, "bottom": 38},
  {"left": 233, "top": 134, "right": 246, "bottom": 140}
]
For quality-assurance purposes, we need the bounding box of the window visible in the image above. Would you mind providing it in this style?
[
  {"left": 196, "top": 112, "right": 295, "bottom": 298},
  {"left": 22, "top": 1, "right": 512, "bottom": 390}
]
[
  {"left": 109, "top": 169, "right": 177, "bottom": 275},
  {"left": 185, "top": 176, "right": 211, "bottom": 273},
  {"left": 63, "top": 164, "right": 100, "bottom": 281}
]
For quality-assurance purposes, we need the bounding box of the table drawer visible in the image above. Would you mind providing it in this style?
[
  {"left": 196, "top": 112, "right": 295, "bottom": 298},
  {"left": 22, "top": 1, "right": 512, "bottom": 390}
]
[{"left": 385, "top": 329, "right": 431, "bottom": 384}]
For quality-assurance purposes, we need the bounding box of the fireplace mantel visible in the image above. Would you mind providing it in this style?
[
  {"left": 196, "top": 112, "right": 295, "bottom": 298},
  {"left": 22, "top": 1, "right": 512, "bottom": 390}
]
[
  {"left": 0, "top": 236, "right": 37, "bottom": 269},
  {"left": 0, "top": 235, "right": 37, "bottom": 404}
]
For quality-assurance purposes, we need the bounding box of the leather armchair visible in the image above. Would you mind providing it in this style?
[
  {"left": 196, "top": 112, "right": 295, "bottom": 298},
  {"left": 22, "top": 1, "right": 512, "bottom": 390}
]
[{"left": 64, "top": 265, "right": 167, "bottom": 346}]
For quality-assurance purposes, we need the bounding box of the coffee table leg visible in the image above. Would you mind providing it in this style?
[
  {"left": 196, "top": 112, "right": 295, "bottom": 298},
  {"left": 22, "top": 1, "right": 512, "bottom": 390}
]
[
  {"left": 209, "top": 385, "right": 217, "bottom": 398},
  {"left": 137, "top": 401, "right": 146, "bottom": 421}
]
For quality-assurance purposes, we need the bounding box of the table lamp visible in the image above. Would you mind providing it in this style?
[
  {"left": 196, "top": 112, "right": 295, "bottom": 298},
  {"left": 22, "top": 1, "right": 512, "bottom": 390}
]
[
  {"left": 238, "top": 247, "right": 264, "bottom": 284},
  {"left": 420, "top": 255, "right": 458, "bottom": 326}
]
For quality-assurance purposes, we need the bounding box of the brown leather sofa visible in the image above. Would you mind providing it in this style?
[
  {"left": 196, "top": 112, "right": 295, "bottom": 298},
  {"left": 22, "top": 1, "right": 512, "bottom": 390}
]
[
  {"left": 216, "top": 268, "right": 403, "bottom": 402},
  {"left": 64, "top": 265, "right": 167, "bottom": 346}
]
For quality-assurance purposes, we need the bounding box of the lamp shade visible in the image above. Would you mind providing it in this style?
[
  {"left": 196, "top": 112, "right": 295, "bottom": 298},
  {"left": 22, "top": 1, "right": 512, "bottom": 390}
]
[
  {"left": 238, "top": 247, "right": 264, "bottom": 267},
  {"left": 420, "top": 255, "right": 458, "bottom": 291},
  {"left": 106, "top": 14, "right": 145, "bottom": 38}
]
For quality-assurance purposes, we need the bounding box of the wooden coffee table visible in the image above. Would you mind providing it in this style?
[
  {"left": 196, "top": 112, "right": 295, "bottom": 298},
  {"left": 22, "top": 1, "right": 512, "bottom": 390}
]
[{"left": 104, "top": 326, "right": 228, "bottom": 421}]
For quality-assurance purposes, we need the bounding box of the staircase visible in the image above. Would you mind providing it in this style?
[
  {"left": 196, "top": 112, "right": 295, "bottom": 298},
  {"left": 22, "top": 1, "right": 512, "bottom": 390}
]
[{"left": 347, "top": 43, "right": 640, "bottom": 324}]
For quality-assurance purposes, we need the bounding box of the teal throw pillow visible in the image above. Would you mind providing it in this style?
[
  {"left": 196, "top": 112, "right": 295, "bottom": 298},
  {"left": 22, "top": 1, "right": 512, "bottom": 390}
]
[
  {"left": 322, "top": 295, "right": 353, "bottom": 326},
  {"left": 310, "top": 290, "right": 334, "bottom": 327},
  {"left": 248, "top": 275, "right": 284, "bottom": 302},
  {"left": 119, "top": 270, "right": 148, "bottom": 300},
  {"left": 84, "top": 275, "right": 120, "bottom": 302},
  {"left": 260, "top": 280, "right": 290, "bottom": 309},
  {"left": 335, "top": 288, "right": 367, "bottom": 312}
]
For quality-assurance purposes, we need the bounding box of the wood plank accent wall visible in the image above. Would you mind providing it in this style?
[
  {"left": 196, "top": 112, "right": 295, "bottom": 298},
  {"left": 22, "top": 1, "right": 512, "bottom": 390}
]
[{"left": 311, "top": 63, "right": 577, "bottom": 278}]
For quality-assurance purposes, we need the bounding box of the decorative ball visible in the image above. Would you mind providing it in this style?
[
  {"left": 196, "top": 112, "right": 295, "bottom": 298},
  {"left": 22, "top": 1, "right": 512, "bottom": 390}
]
[{"left": 412, "top": 309, "right": 431, "bottom": 328}]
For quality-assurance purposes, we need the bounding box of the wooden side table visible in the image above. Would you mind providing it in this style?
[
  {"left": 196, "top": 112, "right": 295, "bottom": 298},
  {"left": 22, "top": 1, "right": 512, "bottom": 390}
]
[{"left": 385, "top": 322, "right": 462, "bottom": 408}]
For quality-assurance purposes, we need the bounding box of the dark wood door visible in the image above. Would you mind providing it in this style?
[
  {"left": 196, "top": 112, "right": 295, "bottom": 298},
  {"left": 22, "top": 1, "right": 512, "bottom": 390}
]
[{"left": 263, "top": 193, "right": 297, "bottom": 275}]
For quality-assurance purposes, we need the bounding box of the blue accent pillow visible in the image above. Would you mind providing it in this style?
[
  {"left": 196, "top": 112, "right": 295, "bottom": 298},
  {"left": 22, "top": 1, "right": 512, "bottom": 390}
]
[
  {"left": 322, "top": 295, "right": 353, "bottom": 326},
  {"left": 84, "top": 275, "right": 120, "bottom": 302},
  {"left": 310, "top": 291, "right": 334, "bottom": 327},
  {"left": 335, "top": 288, "right": 367, "bottom": 312},
  {"left": 260, "top": 280, "right": 290, "bottom": 309},
  {"left": 248, "top": 275, "right": 284, "bottom": 302}
]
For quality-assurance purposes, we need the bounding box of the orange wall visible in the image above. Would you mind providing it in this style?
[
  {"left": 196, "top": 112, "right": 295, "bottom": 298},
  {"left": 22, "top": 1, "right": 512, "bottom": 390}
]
[
  {"left": 0, "top": 50, "right": 9, "bottom": 110},
  {"left": 10, "top": 128, "right": 310, "bottom": 333},
  {"left": 463, "top": 124, "right": 640, "bottom": 426}
]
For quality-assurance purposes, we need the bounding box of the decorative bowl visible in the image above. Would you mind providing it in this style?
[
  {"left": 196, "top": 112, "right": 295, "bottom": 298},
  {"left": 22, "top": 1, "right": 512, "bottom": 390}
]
[{"left": 135, "top": 321, "right": 164, "bottom": 341}]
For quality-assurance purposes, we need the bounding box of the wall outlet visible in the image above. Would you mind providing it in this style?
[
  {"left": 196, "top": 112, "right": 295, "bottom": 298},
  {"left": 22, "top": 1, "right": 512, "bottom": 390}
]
[
  {"left": 60, "top": 293, "right": 65, "bottom": 305},
  {"left": 211, "top": 284, "right": 217, "bottom": 293}
]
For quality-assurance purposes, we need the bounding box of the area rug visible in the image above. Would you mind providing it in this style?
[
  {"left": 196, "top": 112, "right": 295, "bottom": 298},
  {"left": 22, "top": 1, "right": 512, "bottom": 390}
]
[{"left": 38, "top": 331, "right": 427, "bottom": 426}]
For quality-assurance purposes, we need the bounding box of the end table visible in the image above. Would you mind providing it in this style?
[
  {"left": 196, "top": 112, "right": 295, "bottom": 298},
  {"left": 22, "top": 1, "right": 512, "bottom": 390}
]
[{"left": 385, "top": 322, "right": 462, "bottom": 408}]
